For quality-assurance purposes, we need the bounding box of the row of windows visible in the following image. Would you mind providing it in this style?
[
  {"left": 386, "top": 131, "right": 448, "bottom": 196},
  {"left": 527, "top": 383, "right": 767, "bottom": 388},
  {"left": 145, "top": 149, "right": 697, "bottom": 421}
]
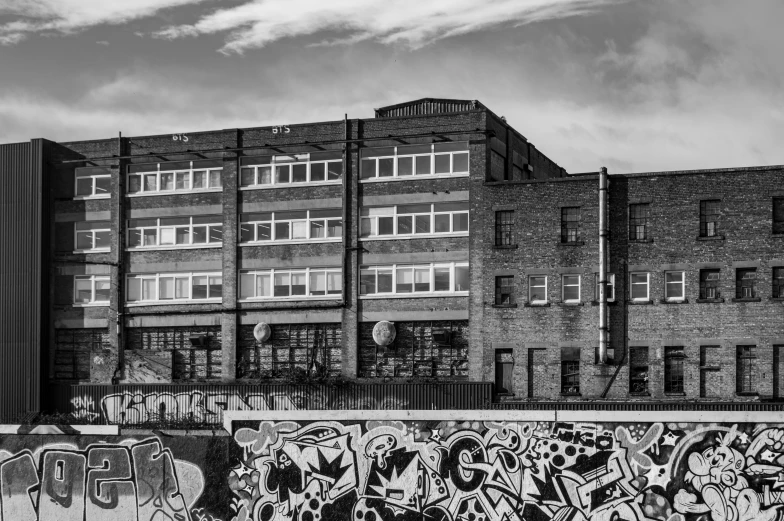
[
  {"left": 239, "top": 210, "right": 342, "bottom": 243},
  {"left": 495, "top": 197, "right": 784, "bottom": 246},
  {"left": 127, "top": 163, "right": 223, "bottom": 195},
  {"left": 239, "top": 151, "right": 343, "bottom": 188},
  {"left": 494, "top": 267, "right": 784, "bottom": 305},
  {"left": 360, "top": 203, "right": 469, "bottom": 238},
  {"left": 127, "top": 216, "right": 223, "bottom": 248},
  {"left": 495, "top": 345, "right": 762, "bottom": 396},
  {"left": 73, "top": 262, "right": 470, "bottom": 304},
  {"left": 360, "top": 143, "right": 469, "bottom": 180}
]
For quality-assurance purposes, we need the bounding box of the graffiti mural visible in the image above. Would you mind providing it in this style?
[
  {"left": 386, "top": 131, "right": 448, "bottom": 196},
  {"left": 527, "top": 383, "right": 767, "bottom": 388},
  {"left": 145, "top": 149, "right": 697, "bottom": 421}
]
[{"left": 227, "top": 419, "right": 784, "bottom": 521}]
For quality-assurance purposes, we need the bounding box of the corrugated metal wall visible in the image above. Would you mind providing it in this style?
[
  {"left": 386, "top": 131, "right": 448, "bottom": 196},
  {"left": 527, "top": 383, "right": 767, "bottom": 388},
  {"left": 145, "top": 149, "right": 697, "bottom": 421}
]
[
  {"left": 377, "top": 100, "right": 477, "bottom": 118},
  {"left": 58, "top": 382, "right": 494, "bottom": 424},
  {"left": 0, "top": 140, "right": 45, "bottom": 419}
]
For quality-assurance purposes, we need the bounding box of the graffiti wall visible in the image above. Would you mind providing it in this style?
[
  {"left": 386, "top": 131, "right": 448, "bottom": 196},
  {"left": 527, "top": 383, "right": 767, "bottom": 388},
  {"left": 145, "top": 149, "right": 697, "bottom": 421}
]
[
  {"left": 0, "top": 433, "right": 239, "bottom": 521},
  {"left": 227, "top": 416, "right": 784, "bottom": 521}
]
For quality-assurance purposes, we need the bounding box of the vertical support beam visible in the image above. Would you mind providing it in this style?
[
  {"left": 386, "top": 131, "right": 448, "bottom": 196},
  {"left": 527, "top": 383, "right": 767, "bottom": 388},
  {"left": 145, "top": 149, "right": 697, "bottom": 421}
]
[
  {"left": 505, "top": 126, "right": 513, "bottom": 181},
  {"left": 341, "top": 116, "right": 359, "bottom": 378},
  {"left": 598, "top": 166, "right": 609, "bottom": 365},
  {"left": 221, "top": 136, "right": 239, "bottom": 382}
]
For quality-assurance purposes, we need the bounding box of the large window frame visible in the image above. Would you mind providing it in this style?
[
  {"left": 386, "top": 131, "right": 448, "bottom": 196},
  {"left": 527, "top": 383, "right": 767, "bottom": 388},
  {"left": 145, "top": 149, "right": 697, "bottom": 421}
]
[
  {"left": 774, "top": 267, "right": 784, "bottom": 298},
  {"left": 360, "top": 203, "right": 468, "bottom": 240},
  {"left": 629, "top": 203, "right": 649, "bottom": 240},
  {"left": 664, "top": 271, "right": 686, "bottom": 301},
  {"left": 127, "top": 162, "right": 223, "bottom": 197},
  {"left": 127, "top": 216, "right": 222, "bottom": 250},
  {"left": 239, "top": 268, "right": 342, "bottom": 301},
  {"left": 359, "top": 262, "right": 469, "bottom": 298},
  {"left": 561, "top": 207, "right": 581, "bottom": 243},
  {"left": 126, "top": 272, "right": 223, "bottom": 305},
  {"left": 240, "top": 210, "right": 343, "bottom": 245},
  {"left": 664, "top": 346, "right": 685, "bottom": 393},
  {"left": 700, "top": 199, "right": 720, "bottom": 237},
  {"left": 74, "top": 169, "right": 111, "bottom": 200},
  {"left": 735, "top": 268, "right": 757, "bottom": 299},
  {"left": 239, "top": 151, "right": 343, "bottom": 189},
  {"left": 594, "top": 273, "right": 615, "bottom": 302},
  {"left": 495, "top": 210, "right": 514, "bottom": 246},
  {"left": 700, "top": 269, "right": 721, "bottom": 299},
  {"left": 74, "top": 223, "right": 111, "bottom": 253},
  {"left": 495, "top": 276, "right": 515, "bottom": 305},
  {"left": 73, "top": 275, "right": 110, "bottom": 306},
  {"left": 630, "top": 272, "right": 650, "bottom": 301},
  {"left": 774, "top": 197, "right": 784, "bottom": 234},
  {"left": 561, "top": 274, "right": 581, "bottom": 303},
  {"left": 629, "top": 346, "right": 649, "bottom": 394},
  {"left": 360, "top": 142, "right": 469, "bottom": 182},
  {"left": 737, "top": 345, "right": 757, "bottom": 394},
  {"left": 528, "top": 275, "right": 548, "bottom": 304}
]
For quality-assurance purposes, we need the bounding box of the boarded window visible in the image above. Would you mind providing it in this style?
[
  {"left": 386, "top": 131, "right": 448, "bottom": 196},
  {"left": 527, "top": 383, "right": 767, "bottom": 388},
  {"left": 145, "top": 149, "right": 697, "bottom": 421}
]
[
  {"left": 629, "top": 346, "right": 649, "bottom": 394},
  {"left": 126, "top": 326, "right": 222, "bottom": 381},
  {"left": 54, "top": 329, "right": 110, "bottom": 381}
]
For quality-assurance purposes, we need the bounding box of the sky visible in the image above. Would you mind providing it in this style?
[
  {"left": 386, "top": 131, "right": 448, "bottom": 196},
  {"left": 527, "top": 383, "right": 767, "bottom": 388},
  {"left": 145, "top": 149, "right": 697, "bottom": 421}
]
[{"left": 0, "top": 0, "right": 782, "bottom": 174}]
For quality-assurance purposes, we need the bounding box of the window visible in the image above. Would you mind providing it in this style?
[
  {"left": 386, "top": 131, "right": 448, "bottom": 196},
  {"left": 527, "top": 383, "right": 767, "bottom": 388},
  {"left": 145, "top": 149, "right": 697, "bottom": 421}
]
[
  {"left": 240, "top": 210, "right": 342, "bottom": 243},
  {"left": 561, "top": 346, "right": 580, "bottom": 394},
  {"left": 495, "top": 350, "right": 514, "bottom": 394},
  {"left": 594, "top": 273, "right": 615, "bottom": 302},
  {"left": 240, "top": 268, "right": 341, "bottom": 300},
  {"left": 629, "top": 347, "right": 649, "bottom": 394},
  {"left": 127, "top": 160, "right": 222, "bottom": 195},
  {"left": 774, "top": 267, "right": 784, "bottom": 298},
  {"left": 240, "top": 150, "right": 342, "bottom": 188},
  {"left": 630, "top": 272, "right": 650, "bottom": 301},
  {"left": 360, "top": 203, "right": 468, "bottom": 239},
  {"left": 74, "top": 168, "right": 111, "bottom": 199},
  {"left": 360, "top": 262, "right": 468, "bottom": 296},
  {"left": 737, "top": 346, "right": 757, "bottom": 394},
  {"left": 665, "top": 271, "right": 685, "bottom": 301},
  {"left": 127, "top": 216, "right": 222, "bottom": 249},
  {"left": 700, "top": 199, "right": 720, "bottom": 237},
  {"left": 700, "top": 269, "right": 721, "bottom": 299},
  {"left": 529, "top": 275, "right": 548, "bottom": 303},
  {"left": 736, "top": 268, "right": 757, "bottom": 298},
  {"left": 495, "top": 276, "right": 515, "bottom": 305},
  {"left": 73, "top": 275, "right": 110, "bottom": 305},
  {"left": 561, "top": 207, "right": 581, "bottom": 243},
  {"left": 360, "top": 142, "right": 469, "bottom": 181},
  {"left": 629, "top": 203, "right": 649, "bottom": 240},
  {"left": 74, "top": 222, "right": 111, "bottom": 252},
  {"left": 774, "top": 197, "right": 784, "bottom": 234},
  {"left": 664, "top": 347, "right": 685, "bottom": 393},
  {"left": 126, "top": 272, "right": 222, "bottom": 303},
  {"left": 495, "top": 210, "right": 514, "bottom": 246},
  {"left": 562, "top": 275, "right": 581, "bottom": 302}
]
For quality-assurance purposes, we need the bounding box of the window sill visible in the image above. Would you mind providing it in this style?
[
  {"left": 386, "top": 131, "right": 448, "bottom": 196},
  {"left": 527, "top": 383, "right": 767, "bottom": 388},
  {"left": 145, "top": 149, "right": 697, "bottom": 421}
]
[
  {"left": 771, "top": 298, "right": 784, "bottom": 302},
  {"left": 524, "top": 302, "right": 550, "bottom": 307},
  {"left": 495, "top": 392, "right": 516, "bottom": 397},
  {"left": 359, "top": 292, "right": 469, "bottom": 300},
  {"left": 664, "top": 392, "right": 687, "bottom": 396},
  {"left": 73, "top": 249, "right": 112, "bottom": 254},
  {"left": 127, "top": 189, "right": 223, "bottom": 198},
  {"left": 72, "top": 303, "right": 110, "bottom": 308},
  {"left": 240, "top": 239, "right": 341, "bottom": 247},
  {"left": 696, "top": 298, "right": 725, "bottom": 303},
  {"left": 590, "top": 300, "right": 617, "bottom": 306},
  {"left": 360, "top": 172, "right": 469, "bottom": 183},
  {"left": 660, "top": 298, "right": 689, "bottom": 304},
  {"left": 128, "top": 244, "right": 222, "bottom": 251},
  {"left": 560, "top": 392, "right": 582, "bottom": 397},
  {"left": 628, "top": 238, "right": 653, "bottom": 243},
  {"left": 239, "top": 181, "right": 341, "bottom": 190},
  {"left": 492, "top": 304, "right": 518, "bottom": 308},
  {"left": 731, "top": 297, "right": 761, "bottom": 302},
  {"left": 240, "top": 296, "right": 341, "bottom": 303},
  {"left": 73, "top": 194, "right": 111, "bottom": 201},
  {"left": 700, "top": 365, "right": 721, "bottom": 371},
  {"left": 557, "top": 302, "right": 584, "bottom": 307},
  {"left": 359, "top": 233, "right": 468, "bottom": 242},
  {"left": 627, "top": 299, "right": 653, "bottom": 305},
  {"left": 696, "top": 235, "right": 725, "bottom": 241},
  {"left": 125, "top": 299, "right": 222, "bottom": 307},
  {"left": 629, "top": 392, "right": 651, "bottom": 397},
  {"left": 557, "top": 241, "right": 585, "bottom": 247},
  {"left": 736, "top": 392, "right": 759, "bottom": 397},
  {"left": 771, "top": 234, "right": 784, "bottom": 239},
  {"left": 494, "top": 244, "right": 518, "bottom": 250}
]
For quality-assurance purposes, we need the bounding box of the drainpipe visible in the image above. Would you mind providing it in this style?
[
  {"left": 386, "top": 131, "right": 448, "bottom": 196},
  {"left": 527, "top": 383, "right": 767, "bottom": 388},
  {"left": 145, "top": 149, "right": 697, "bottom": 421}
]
[{"left": 598, "top": 167, "right": 609, "bottom": 364}]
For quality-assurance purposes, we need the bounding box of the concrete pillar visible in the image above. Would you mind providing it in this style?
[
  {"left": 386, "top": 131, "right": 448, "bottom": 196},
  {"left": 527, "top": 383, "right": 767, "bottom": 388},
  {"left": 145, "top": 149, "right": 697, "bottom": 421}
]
[{"left": 221, "top": 149, "right": 239, "bottom": 382}]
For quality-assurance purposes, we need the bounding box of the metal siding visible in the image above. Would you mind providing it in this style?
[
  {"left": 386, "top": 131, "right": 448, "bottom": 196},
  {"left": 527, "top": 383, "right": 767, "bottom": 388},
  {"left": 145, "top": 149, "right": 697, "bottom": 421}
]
[
  {"left": 379, "top": 100, "right": 476, "bottom": 118},
  {"left": 65, "top": 382, "right": 492, "bottom": 424},
  {"left": 0, "top": 141, "right": 43, "bottom": 418}
]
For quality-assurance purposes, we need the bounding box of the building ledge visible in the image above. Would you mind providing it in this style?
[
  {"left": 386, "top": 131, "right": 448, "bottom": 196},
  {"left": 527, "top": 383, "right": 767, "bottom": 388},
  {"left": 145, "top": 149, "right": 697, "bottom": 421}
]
[
  {"left": 737, "top": 392, "right": 760, "bottom": 397},
  {"left": 627, "top": 299, "right": 653, "bottom": 305},
  {"left": 659, "top": 298, "right": 689, "bottom": 304},
  {"left": 560, "top": 393, "right": 582, "bottom": 397},
  {"left": 771, "top": 297, "right": 784, "bottom": 302},
  {"left": 664, "top": 392, "right": 686, "bottom": 396},
  {"left": 590, "top": 301, "right": 618, "bottom": 306},
  {"left": 557, "top": 302, "right": 584, "bottom": 307},
  {"left": 493, "top": 244, "right": 518, "bottom": 250},
  {"left": 524, "top": 302, "right": 551, "bottom": 307},
  {"left": 630, "top": 392, "right": 651, "bottom": 397},
  {"left": 731, "top": 297, "right": 762, "bottom": 303},
  {"left": 492, "top": 304, "right": 518, "bottom": 308},
  {"left": 557, "top": 241, "right": 585, "bottom": 247},
  {"left": 696, "top": 235, "right": 725, "bottom": 241},
  {"left": 696, "top": 298, "right": 725, "bottom": 303}
]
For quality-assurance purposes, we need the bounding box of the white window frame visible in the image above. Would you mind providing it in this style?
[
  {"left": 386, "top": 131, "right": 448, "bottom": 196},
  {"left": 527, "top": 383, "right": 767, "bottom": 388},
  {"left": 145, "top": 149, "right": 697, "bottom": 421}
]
[
  {"left": 74, "top": 172, "right": 111, "bottom": 200},
  {"left": 239, "top": 210, "right": 343, "bottom": 245},
  {"left": 664, "top": 271, "right": 686, "bottom": 301},
  {"left": 561, "top": 274, "right": 581, "bottom": 303},
  {"left": 74, "top": 225, "right": 111, "bottom": 253},
  {"left": 125, "top": 272, "right": 223, "bottom": 305},
  {"left": 594, "top": 273, "right": 615, "bottom": 302},
  {"left": 528, "top": 275, "right": 548, "bottom": 304},
  {"left": 359, "top": 203, "right": 469, "bottom": 240},
  {"left": 73, "top": 275, "right": 110, "bottom": 306},
  {"left": 239, "top": 153, "right": 342, "bottom": 189},
  {"left": 127, "top": 216, "right": 223, "bottom": 250},
  {"left": 239, "top": 267, "right": 342, "bottom": 301},
  {"left": 630, "top": 272, "right": 650, "bottom": 301},
  {"left": 126, "top": 162, "right": 223, "bottom": 197},
  {"left": 359, "top": 262, "right": 469, "bottom": 298},
  {"left": 360, "top": 142, "right": 470, "bottom": 182}
]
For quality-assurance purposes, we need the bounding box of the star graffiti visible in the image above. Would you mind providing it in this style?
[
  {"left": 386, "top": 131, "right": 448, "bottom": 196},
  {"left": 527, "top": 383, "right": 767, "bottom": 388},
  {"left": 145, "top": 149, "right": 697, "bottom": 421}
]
[{"left": 661, "top": 432, "right": 680, "bottom": 447}]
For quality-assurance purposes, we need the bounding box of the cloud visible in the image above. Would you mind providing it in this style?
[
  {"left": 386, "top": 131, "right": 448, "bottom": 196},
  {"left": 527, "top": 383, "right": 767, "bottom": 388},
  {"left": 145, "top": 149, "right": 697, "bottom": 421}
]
[
  {"left": 152, "top": 0, "right": 627, "bottom": 54},
  {"left": 0, "top": 0, "right": 208, "bottom": 44}
]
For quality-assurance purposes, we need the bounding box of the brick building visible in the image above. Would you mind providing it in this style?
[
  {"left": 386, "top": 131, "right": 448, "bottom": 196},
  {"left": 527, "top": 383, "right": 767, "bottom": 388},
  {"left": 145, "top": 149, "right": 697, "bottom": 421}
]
[{"left": 0, "top": 97, "right": 782, "bottom": 417}]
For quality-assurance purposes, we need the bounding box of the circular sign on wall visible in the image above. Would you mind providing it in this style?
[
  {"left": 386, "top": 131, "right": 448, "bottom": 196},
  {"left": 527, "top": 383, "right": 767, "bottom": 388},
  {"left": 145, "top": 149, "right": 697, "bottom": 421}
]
[
  {"left": 253, "top": 322, "right": 272, "bottom": 342},
  {"left": 372, "top": 321, "right": 396, "bottom": 346}
]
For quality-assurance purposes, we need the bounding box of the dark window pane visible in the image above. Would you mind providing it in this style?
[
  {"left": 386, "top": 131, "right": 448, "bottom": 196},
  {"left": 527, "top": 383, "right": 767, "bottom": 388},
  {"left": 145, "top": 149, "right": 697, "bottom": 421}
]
[
  {"left": 275, "top": 222, "right": 290, "bottom": 240},
  {"left": 192, "top": 277, "right": 208, "bottom": 299},
  {"left": 434, "top": 268, "right": 450, "bottom": 291},
  {"left": 377, "top": 271, "right": 393, "bottom": 293},
  {"left": 361, "top": 159, "right": 376, "bottom": 179},
  {"left": 327, "top": 162, "right": 342, "bottom": 180},
  {"left": 240, "top": 168, "right": 255, "bottom": 186},
  {"left": 434, "top": 154, "right": 450, "bottom": 173},
  {"left": 258, "top": 222, "right": 272, "bottom": 241},
  {"left": 378, "top": 216, "right": 394, "bottom": 235},
  {"left": 415, "top": 155, "right": 431, "bottom": 175},
  {"left": 454, "top": 213, "right": 469, "bottom": 232},
  {"left": 415, "top": 215, "right": 431, "bottom": 234},
  {"left": 276, "top": 165, "right": 290, "bottom": 183},
  {"left": 397, "top": 157, "right": 413, "bottom": 176},
  {"left": 453, "top": 152, "right": 469, "bottom": 172},
  {"left": 94, "top": 230, "right": 110, "bottom": 249},
  {"left": 210, "top": 226, "right": 223, "bottom": 243},
  {"left": 378, "top": 158, "right": 394, "bottom": 177},
  {"left": 292, "top": 164, "right": 307, "bottom": 182},
  {"left": 310, "top": 163, "right": 326, "bottom": 182},
  {"left": 397, "top": 215, "right": 413, "bottom": 234},
  {"left": 434, "top": 214, "right": 450, "bottom": 233},
  {"left": 240, "top": 223, "right": 254, "bottom": 243},
  {"left": 94, "top": 176, "right": 110, "bottom": 195},
  {"left": 192, "top": 226, "right": 207, "bottom": 244},
  {"left": 360, "top": 270, "right": 375, "bottom": 295}
]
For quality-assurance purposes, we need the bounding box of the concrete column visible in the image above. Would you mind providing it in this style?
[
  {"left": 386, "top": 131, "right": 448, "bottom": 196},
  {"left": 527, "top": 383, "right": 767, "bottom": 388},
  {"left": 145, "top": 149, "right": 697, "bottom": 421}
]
[
  {"left": 341, "top": 118, "right": 359, "bottom": 377},
  {"left": 221, "top": 150, "right": 239, "bottom": 382}
]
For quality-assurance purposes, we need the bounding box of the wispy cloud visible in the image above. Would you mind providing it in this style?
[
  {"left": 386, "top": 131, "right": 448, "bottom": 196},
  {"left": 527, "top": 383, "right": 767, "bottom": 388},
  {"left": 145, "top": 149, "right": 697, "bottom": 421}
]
[
  {"left": 152, "top": 0, "right": 627, "bottom": 54},
  {"left": 0, "top": 0, "right": 208, "bottom": 44}
]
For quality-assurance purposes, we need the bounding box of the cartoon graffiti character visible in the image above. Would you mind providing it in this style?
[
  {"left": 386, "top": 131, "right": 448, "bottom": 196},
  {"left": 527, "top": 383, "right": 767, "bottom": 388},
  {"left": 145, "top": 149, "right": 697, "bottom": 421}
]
[
  {"left": 675, "top": 427, "right": 784, "bottom": 521},
  {"left": 365, "top": 435, "right": 397, "bottom": 469}
]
